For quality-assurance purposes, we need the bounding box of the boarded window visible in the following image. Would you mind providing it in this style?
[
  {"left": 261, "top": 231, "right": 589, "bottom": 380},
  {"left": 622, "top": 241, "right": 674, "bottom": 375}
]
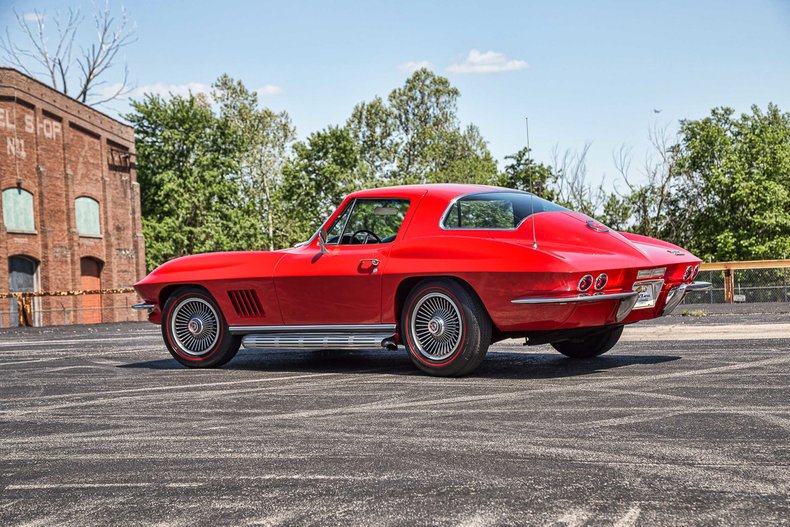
[
  {"left": 75, "top": 197, "right": 101, "bottom": 237},
  {"left": 8, "top": 255, "right": 38, "bottom": 327},
  {"left": 2, "top": 188, "right": 35, "bottom": 232},
  {"left": 79, "top": 257, "right": 103, "bottom": 324}
]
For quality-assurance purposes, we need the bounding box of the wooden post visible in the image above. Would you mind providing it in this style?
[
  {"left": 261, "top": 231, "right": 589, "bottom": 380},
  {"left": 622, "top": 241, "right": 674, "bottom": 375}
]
[{"left": 724, "top": 269, "right": 735, "bottom": 304}]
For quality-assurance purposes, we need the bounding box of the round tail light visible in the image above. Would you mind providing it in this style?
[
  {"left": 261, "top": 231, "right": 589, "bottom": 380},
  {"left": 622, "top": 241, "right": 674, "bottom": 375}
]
[
  {"left": 692, "top": 264, "right": 700, "bottom": 279},
  {"left": 683, "top": 265, "right": 693, "bottom": 281},
  {"left": 594, "top": 273, "right": 608, "bottom": 290},
  {"left": 578, "top": 274, "right": 593, "bottom": 291}
]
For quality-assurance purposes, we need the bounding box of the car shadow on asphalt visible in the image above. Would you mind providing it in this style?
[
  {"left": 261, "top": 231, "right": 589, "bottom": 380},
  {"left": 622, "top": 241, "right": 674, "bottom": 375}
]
[{"left": 119, "top": 348, "right": 681, "bottom": 380}]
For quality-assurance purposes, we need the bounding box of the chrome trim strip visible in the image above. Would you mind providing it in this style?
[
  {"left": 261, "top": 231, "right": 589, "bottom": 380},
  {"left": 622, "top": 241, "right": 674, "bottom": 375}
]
[
  {"left": 686, "top": 281, "right": 712, "bottom": 291},
  {"left": 132, "top": 303, "right": 155, "bottom": 310},
  {"left": 336, "top": 198, "right": 357, "bottom": 244},
  {"left": 242, "top": 332, "right": 393, "bottom": 350},
  {"left": 229, "top": 323, "right": 397, "bottom": 335},
  {"left": 511, "top": 291, "right": 638, "bottom": 305}
]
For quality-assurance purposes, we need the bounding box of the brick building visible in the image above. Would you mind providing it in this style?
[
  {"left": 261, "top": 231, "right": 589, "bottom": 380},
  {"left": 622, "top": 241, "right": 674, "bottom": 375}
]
[{"left": 0, "top": 67, "right": 145, "bottom": 327}]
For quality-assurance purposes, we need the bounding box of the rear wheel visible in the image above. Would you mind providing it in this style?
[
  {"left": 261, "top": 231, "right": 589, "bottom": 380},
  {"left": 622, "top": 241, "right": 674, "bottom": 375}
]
[
  {"left": 161, "top": 287, "right": 241, "bottom": 368},
  {"left": 401, "top": 279, "right": 491, "bottom": 377},
  {"left": 551, "top": 325, "right": 623, "bottom": 359}
]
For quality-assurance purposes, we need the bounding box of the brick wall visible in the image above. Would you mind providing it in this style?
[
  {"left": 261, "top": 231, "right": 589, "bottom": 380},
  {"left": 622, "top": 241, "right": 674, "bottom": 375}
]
[{"left": 0, "top": 67, "right": 145, "bottom": 327}]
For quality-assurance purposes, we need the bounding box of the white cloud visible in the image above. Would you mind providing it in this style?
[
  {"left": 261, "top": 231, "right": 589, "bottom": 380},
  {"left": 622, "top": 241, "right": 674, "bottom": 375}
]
[
  {"left": 131, "top": 82, "right": 212, "bottom": 98},
  {"left": 255, "top": 84, "right": 283, "bottom": 97},
  {"left": 113, "top": 82, "right": 283, "bottom": 100},
  {"left": 447, "top": 49, "right": 528, "bottom": 74},
  {"left": 22, "top": 12, "right": 45, "bottom": 22},
  {"left": 398, "top": 60, "right": 434, "bottom": 73}
]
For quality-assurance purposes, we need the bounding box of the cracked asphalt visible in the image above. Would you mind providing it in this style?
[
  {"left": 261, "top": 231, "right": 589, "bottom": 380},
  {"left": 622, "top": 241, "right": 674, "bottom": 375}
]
[{"left": 0, "top": 307, "right": 788, "bottom": 526}]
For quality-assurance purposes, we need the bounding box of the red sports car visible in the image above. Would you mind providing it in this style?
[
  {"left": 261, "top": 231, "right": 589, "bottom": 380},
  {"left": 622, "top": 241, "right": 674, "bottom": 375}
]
[{"left": 134, "top": 184, "right": 710, "bottom": 376}]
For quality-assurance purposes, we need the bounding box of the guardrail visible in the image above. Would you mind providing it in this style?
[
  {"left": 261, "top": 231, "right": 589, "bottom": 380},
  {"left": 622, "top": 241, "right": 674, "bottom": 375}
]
[
  {"left": 693, "top": 260, "right": 790, "bottom": 304},
  {"left": 0, "top": 288, "right": 136, "bottom": 327}
]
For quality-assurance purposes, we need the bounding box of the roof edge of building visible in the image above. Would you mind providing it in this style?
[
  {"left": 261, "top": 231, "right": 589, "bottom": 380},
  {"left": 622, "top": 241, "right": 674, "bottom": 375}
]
[{"left": 0, "top": 67, "right": 134, "bottom": 143}]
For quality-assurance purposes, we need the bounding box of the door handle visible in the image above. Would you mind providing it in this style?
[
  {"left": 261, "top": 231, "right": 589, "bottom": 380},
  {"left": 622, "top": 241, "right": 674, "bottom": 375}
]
[{"left": 360, "top": 258, "right": 380, "bottom": 273}]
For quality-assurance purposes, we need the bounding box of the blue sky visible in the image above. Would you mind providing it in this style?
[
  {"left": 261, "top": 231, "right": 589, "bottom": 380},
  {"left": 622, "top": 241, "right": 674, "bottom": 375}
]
[{"left": 2, "top": 0, "right": 790, "bottom": 188}]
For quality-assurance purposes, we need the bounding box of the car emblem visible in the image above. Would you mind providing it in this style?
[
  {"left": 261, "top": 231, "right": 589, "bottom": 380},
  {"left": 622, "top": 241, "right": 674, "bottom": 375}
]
[
  {"left": 666, "top": 249, "right": 684, "bottom": 256},
  {"left": 586, "top": 219, "right": 609, "bottom": 233}
]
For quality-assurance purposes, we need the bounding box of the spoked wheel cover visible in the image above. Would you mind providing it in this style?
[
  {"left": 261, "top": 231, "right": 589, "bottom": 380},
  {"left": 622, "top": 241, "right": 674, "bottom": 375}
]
[
  {"left": 169, "top": 297, "right": 220, "bottom": 357},
  {"left": 409, "top": 291, "right": 463, "bottom": 361}
]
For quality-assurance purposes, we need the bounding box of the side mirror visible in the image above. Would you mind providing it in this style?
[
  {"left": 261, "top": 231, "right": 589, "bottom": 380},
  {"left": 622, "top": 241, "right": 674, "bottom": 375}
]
[{"left": 318, "top": 229, "right": 328, "bottom": 254}]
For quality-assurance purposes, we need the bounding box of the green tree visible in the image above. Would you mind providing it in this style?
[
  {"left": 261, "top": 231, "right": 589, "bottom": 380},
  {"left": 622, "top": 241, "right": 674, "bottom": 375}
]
[
  {"left": 279, "top": 127, "right": 364, "bottom": 245},
  {"left": 213, "top": 75, "right": 295, "bottom": 250},
  {"left": 600, "top": 193, "right": 633, "bottom": 231},
  {"left": 667, "top": 104, "right": 790, "bottom": 260},
  {"left": 500, "top": 147, "right": 558, "bottom": 200},
  {"left": 127, "top": 92, "right": 260, "bottom": 270},
  {"left": 345, "top": 97, "right": 396, "bottom": 183},
  {"left": 346, "top": 68, "right": 498, "bottom": 185}
]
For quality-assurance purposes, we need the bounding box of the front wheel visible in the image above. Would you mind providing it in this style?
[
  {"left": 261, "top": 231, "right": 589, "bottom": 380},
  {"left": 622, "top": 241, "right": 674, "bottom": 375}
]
[
  {"left": 401, "top": 279, "right": 491, "bottom": 377},
  {"left": 551, "top": 325, "right": 624, "bottom": 359},
  {"left": 161, "top": 287, "right": 241, "bottom": 368}
]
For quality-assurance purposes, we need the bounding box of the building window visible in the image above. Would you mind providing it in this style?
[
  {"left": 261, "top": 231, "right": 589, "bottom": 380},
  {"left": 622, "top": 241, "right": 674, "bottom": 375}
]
[
  {"left": 2, "top": 188, "right": 35, "bottom": 233},
  {"left": 75, "top": 197, "right": 101, "bottom": 237},
  {"left": 8, "top": 255, "right": 40, "bottom": 327}
]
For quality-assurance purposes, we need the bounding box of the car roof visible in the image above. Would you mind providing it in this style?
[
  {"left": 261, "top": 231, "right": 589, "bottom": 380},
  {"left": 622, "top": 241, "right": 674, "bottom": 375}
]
[{"left": 347, "top": 183, "right": 518, "bottom": 201}]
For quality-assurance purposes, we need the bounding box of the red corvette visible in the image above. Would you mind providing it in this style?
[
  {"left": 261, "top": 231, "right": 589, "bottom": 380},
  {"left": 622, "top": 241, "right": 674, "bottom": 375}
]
[{"left": 134, "top": 184, "right": 710, "bottom": 376}]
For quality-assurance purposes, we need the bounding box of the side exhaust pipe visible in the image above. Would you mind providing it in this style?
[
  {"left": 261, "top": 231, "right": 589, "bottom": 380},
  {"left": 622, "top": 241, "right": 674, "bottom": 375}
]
[{"left": 381, "top": 338, "right": 398, "bottom": 350}]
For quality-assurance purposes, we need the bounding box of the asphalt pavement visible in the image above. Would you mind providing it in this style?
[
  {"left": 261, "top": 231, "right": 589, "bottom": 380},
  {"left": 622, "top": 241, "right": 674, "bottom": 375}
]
[{"left": 0, "top": 309, "right": 788, "bottom": 526}]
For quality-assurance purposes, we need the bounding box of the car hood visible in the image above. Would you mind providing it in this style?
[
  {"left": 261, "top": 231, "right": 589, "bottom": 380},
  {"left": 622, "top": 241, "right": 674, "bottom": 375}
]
[{"left": 135, "top": 251, "right": 285, "bottom": 287}]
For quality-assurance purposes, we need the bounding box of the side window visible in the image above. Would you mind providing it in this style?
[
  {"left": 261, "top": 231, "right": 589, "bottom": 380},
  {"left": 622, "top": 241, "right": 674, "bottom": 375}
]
[
  {"left": 443, "top": 192, "right": 568, "bottom": 229},
  {"left": 445, "top": 198, "right": 514, "bottom": 229},
  {"left": 326, "top": 205, "right": 353, "bottom": 245},
  {"left": 2, "top": 188, "right": 35, "bottom": 233},
  {"left": 335, "top": 199, "right": 410, "bottom": 245},
  {"left": 75, "top": 197, "right": 101, "bottom": 237}
]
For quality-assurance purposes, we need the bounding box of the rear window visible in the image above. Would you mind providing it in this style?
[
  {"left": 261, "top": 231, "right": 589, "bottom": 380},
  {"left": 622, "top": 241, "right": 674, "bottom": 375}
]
[{"left": 443, "top": 191, "right": 567, "bottom": 229}]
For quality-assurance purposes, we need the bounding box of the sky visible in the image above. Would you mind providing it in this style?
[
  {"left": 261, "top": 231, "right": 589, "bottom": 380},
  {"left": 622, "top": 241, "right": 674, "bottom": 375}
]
[{"left": 2, "top": 0, "right": 789, "bottom": 190}]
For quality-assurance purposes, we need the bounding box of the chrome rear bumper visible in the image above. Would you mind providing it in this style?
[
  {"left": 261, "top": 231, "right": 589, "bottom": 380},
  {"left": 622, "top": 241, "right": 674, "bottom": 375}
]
[
  {"left": 511, "top": 291, "right": 638, "bottom": 305},
  {"left": 132, "top": 303, "right": 155, "bottom": 311},
  {"left": 686, "top": 281, "right": 713, "bottom": 292},
  {"left": 512, "top": 291, "right": 639, "bottom": 322},
  {"left": 663, "top": 281, "right": 712, "bottom": 315}
]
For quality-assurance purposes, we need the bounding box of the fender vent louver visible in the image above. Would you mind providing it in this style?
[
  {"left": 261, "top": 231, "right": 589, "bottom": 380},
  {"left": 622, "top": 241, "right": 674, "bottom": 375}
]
[{"left": 228, "top": 289, "right": 263, "bottom": 318}]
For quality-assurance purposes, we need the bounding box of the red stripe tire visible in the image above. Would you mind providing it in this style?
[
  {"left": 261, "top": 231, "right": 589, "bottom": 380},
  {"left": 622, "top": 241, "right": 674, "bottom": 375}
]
[
  {"left": 401, "top": 278, "right": 491, "bottom": 377},
  {"left": 161, "top": 286, "right": 241, "bottom": 368}
]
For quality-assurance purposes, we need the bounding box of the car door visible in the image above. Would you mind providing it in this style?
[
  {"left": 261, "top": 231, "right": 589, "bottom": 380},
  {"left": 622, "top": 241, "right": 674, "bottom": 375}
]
[{"left": 273, "top": 198, "right": 410, "bottom": 326}]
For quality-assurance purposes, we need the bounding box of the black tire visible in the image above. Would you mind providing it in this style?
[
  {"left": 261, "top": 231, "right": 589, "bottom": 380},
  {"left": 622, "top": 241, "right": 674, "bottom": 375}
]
[
  {"left": 161, "top": 286, "right": 241, "bottom": 368},
  {"left": 551, "top": 325, "right": 624, "bottom": 359},
  {"left": 401, "top": 278, "right": 491, "bottom": 377}
]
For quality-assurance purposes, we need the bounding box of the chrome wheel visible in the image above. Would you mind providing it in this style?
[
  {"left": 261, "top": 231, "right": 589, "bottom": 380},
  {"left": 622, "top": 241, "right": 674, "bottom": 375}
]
[
  {"left": 170, "top": 297, "right": 220, "bottom": 357},
  {"left": 410, "top": 292, "right": 463, "bottom": 360}
]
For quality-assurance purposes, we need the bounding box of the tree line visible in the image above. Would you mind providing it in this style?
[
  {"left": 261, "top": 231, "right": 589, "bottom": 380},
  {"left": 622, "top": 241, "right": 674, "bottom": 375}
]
[{"left": 127, "top": 69, "right": 790, "bottom": 270}]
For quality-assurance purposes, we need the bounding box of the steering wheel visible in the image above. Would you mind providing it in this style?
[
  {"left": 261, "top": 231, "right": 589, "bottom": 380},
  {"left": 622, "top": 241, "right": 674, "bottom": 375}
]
[{"left": 351, "top": 229, "right": 381, "bottom": 244}]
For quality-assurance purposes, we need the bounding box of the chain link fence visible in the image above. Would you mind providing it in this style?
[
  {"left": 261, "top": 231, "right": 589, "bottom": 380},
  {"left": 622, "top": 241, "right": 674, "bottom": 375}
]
[
  {"left": 0, "top": 303, "right": 139, "bottom": 328},
  {"left": 0, "top": 289, "right": 142, "bottom": 328},
  {"left": 684, "top": 267, "right": 790, "bottom": 304}
]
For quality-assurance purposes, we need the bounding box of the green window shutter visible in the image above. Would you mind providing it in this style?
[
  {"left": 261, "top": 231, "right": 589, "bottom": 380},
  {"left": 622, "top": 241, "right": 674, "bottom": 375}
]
[
  {"left": 75, "top": 197, "right": 101, "bottom": 237},
  {"left": 2, "top": 188, "right": 35, "bottom": 232}
]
